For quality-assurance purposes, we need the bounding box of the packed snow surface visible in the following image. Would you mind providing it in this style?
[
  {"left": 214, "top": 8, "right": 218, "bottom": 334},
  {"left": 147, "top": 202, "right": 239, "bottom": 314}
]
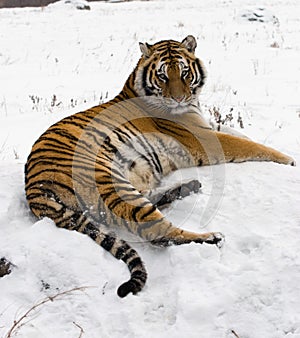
[{"left": 0, "top": 0, "right": 300, "bottom": 337}]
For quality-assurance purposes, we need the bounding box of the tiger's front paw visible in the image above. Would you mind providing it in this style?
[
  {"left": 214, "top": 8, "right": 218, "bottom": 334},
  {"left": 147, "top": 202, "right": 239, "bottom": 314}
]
[{"left": 283, "top": 155, "right": 296, "bottom": 166}]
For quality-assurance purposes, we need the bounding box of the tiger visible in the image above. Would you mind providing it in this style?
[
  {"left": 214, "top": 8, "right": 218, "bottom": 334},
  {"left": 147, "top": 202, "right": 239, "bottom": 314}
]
[{"left": 25, "top": 35, "right": 295, "bottom": 298}]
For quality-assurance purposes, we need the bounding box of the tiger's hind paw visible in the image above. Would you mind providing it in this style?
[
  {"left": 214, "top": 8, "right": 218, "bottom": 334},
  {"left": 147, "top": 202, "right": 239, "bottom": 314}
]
[
  {"left": 179, "top": 179, "right": 202, "bottom": 197},
  {"left": 203, "top": 232, "right": 225, "bottom": 248}
]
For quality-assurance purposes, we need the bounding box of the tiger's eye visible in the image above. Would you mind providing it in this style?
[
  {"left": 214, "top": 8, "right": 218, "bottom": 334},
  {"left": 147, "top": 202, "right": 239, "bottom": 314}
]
[
  {"left": 158, "top": 73, "right": 168, "bottom": 82},
  {"left": 181, "top": 69, "right": 189, "bottom": 78}
]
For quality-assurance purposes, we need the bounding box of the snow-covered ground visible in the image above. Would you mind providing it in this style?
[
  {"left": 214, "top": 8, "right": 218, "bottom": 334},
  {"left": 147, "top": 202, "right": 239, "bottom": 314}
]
[{"left": 1, "top": 1, "right": 300, "bottom": 337}]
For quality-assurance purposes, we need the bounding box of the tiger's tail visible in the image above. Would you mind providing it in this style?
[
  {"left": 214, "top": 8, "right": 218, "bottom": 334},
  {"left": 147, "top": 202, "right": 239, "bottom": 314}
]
[
  {"left": 81, "top": 220, "right": 147, "bottom": 297},
  {"left": 26, "top": 186, "right": 147, "bottom": 297}
]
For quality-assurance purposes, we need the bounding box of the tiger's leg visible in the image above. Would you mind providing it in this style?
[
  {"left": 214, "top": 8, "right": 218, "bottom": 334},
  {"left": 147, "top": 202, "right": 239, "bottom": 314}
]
[
  {"left": 137, "top": 202, "right": 225, "bottom": 248},
  {"left": 142, "top": 179, "right": 201, "bottom": 210},
  {"left": 98, "top": 180, "right": 224, "bottom": 249},
  {"left": 127, "top": 202, "right": 225, "bottom": 248},
  {"left": 110, "top": 163, "right": 221, "bottom": 246},
  {"left": 198, "top": 130, "right": 295, "bottom": 166},
  {"left": 151, "top": 228, "right": 224, "bottom": 247}
]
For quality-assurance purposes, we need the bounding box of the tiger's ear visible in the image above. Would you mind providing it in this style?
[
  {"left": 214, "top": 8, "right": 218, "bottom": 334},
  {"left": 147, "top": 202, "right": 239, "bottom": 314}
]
[
  {"left": 139, "top": 42, "right": 153, "bottom": 58},
  {"left": 181, "top": 35, "right": 197, "bottom": 53}
]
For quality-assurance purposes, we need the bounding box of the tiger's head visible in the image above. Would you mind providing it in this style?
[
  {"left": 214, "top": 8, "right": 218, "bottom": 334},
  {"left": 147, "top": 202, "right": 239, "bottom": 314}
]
[{"left": 134, "top": 35, "right": 206, "bottom": 115}]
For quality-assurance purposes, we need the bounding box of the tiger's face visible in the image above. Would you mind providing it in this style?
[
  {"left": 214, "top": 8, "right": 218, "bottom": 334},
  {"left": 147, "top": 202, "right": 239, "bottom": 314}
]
[{"left": 134, "top": 35, "right": 206, "bottom": 115}]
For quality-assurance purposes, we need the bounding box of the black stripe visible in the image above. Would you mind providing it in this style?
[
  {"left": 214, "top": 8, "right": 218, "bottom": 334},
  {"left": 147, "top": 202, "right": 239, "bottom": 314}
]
[
  {"left": 122, "top": 248, "right": 137, "bottom": 263},
  {"left": 56, "top": 214, "right": 77, "bottom": 228},
  {"left": 26, "top": 165, "right": 96, "bottom": 185},
  {"left": 128, "top": 257, "right": 143, "bottom": 272},
  {"left": 196, "top": 58, "right": 206, "bottom": 86},
  {"left": 39, "top": 136, "right": 73, "bottom": 149},
  {"left": 68, "top": 114, "right": 93, "bottom": 124},
  {"left": 45, "top": 128, "right": 79, "bottom": 142},
  {"left": 154, "top": 123, "right": 183, "bottom": 137},
  {"left": 25, "top": 179, "right": 75, "bottom": 194},
  {"left": 115, "top": 243, "right": 130, "bottom": 259},
  {"left": 67, "top": 212, "right": 87, "bottom": 230},
  {"left": 131, "top": 201, "right": 151, "bottom": 222},
  {"left": 106, "top": 196, "right": 123, "bottom": 210},
  {"left": 100, "top": 235, "right": 116, "bottom": 251},
  {"left": 142, "top": 64, "right": 153, "bottom": 96},
  {"left": 29, "top": 202, "right": 63, "bottom": 215},
  {"left": 26, "top": 168, "right": 72, "bottom": 183},
  {"left": 82, "top": 222, "right": 99, "bottom": 240},
  {"left": 139, "top": 204, "right": 157, "bottom": 220},
  {"left": 136, "top": 218, "right": 163, "bottom": 237},
  {"left": 59, "top": 120, "right": 86, "bottom": 129},
  {"left": 126, "top": 121, "right": 163, "bottom": 175},
  {"left": 131, "top": 269, "right": 147, "bottom": 282}
]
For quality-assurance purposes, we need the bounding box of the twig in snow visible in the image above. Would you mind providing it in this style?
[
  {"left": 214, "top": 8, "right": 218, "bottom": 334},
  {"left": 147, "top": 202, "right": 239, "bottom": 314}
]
[
  {"left": 231, "top": 329, "right": 241, "bottom": 338},
  {"left": 5, "top": 286, "right": 91, "bottom": 338},
  {"left": 73, "top": 321, "right": 84, "bottom": 338},
  {"left": 102, "top": 281, "right": 108, "bottom": 295}
]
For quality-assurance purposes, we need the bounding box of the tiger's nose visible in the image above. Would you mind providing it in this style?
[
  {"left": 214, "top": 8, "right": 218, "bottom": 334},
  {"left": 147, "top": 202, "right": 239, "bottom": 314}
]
[{"left": 172, "top": 95, "right": 185, "bottom": 103}]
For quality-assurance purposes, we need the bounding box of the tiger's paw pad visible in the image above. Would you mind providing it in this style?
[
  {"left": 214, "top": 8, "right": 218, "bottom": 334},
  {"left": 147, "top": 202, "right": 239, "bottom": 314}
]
[{"left": 205, "top": 232, "right": 225, "bottom": 248}]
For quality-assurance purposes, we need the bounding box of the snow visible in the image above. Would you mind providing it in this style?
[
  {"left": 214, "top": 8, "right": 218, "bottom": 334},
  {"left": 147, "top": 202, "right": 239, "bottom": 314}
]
[{"left": 0, "top": 0, "right": 300, "bottom": 337}]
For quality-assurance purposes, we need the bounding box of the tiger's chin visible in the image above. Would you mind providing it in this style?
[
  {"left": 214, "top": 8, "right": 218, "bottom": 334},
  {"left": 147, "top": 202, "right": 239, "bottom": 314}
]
[
  {"left": 164, "top": 99, "right": 201, "bottom": 115},
  {"left": 167, "top": 105, "right": 199, "bottom": 115},
  {"left": 142, "top": 96, "right": 200, "bottom": 116}
]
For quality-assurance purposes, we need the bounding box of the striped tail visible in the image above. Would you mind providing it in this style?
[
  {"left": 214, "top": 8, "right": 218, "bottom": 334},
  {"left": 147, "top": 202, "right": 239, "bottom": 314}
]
[
  {"left": 81, "top": 221, "right": 147, "bottom": 297},
  {"left": 25, "top": 183, "right": 147, "bottom": 297}
]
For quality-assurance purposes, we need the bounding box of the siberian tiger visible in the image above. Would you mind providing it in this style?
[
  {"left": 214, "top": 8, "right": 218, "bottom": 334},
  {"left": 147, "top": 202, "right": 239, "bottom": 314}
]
[{"left": 25, "top": 35, "right": 295, "bottom": 297}]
